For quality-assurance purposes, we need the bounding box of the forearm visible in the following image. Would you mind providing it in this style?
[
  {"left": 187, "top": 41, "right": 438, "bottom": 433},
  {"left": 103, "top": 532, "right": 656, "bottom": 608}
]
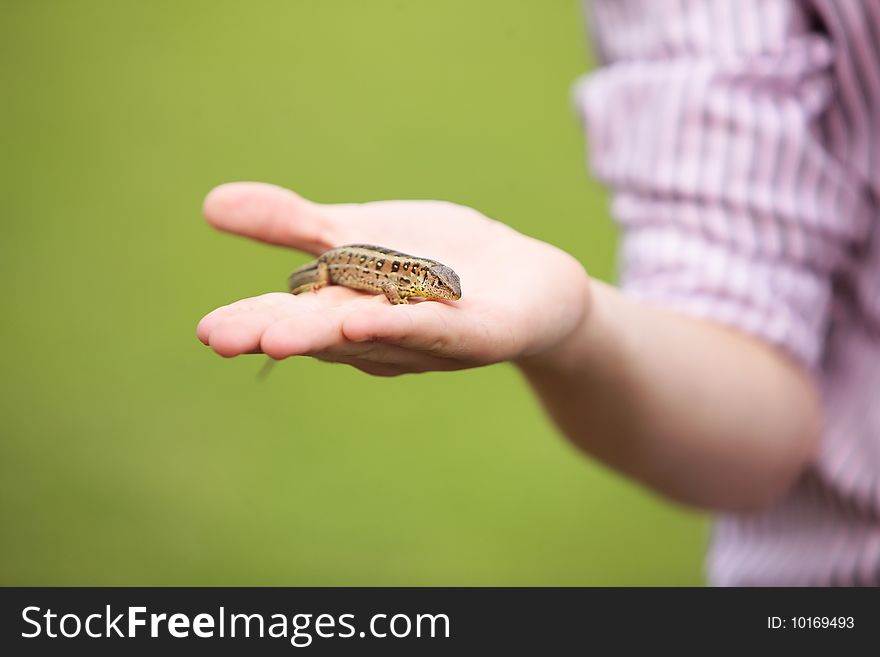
[{"left": 517, "top": 280, "right": 822, "bottom": 512}]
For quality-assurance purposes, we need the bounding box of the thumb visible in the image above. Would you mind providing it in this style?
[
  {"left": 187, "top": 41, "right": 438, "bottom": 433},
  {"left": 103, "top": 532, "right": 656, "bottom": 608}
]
[{"left": 202, "top": 181, "right": 342, "bottom": 255}]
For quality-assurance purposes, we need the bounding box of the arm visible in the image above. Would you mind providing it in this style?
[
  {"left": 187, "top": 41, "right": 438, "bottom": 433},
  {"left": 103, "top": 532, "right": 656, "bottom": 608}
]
[
  {"left": 197, "top": 1, "right": 868, "bottom": 513},
  {"left": 197, "top": 183, "right": 820, "bottom": 513},
  {"left": 518, "top": 280, "right": 820, "bottom": 512},
  {"left": 536, "top": 0, "right": 872, "bottom": 509}
]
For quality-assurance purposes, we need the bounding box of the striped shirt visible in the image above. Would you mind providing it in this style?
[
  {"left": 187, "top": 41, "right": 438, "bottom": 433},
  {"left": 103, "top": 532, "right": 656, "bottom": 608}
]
[{"left": 575, "top": 0, "right": 880, "bottom": 585}]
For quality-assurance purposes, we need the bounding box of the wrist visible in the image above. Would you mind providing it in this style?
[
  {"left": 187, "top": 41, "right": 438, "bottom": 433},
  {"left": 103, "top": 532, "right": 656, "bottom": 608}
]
[{"left": 515, "top": 279, "right": 627, "bottom": 380}]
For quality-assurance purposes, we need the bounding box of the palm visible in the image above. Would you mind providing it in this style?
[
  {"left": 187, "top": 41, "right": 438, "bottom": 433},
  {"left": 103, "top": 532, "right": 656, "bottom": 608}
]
[{"left": 197, "top": 183, "right": 590, "bottom": 375}]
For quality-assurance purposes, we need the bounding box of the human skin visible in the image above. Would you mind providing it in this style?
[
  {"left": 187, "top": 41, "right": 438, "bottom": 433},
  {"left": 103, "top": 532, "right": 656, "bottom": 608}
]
[{"left": 197, "top": 182, "right": 822, "bottom": 512}]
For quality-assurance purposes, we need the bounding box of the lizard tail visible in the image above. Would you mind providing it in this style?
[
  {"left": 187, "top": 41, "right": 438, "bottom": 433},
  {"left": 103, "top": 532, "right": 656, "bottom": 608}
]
[{"left": 257, "top": 357, "right": 276, "bottom": 380}]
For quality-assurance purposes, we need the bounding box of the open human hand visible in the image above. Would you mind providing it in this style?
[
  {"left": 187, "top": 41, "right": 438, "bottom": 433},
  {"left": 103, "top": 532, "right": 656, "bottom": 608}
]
[{"left": 197, "top": 182, "right": 591, "bottom": 376}]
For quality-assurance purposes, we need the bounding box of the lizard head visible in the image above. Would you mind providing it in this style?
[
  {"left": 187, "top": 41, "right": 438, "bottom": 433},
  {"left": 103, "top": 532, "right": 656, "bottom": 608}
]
[{"left": 425, "top": 264, "right": 462, "bottom": 301}]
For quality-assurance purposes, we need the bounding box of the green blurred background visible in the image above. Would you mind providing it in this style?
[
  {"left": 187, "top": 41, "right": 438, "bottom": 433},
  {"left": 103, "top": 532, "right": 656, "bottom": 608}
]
[{"left": 0, "top": 0, "right": 706, "bottom": 585}]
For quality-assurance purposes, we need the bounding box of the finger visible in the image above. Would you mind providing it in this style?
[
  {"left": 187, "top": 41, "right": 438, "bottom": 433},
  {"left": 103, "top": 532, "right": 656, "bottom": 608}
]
[
  {"left": 315, "top": 343, "right": 465, "bottom": 373},
  {"left": 316, "top": 355, "right": 407, "bottom": 378},
  {"left": 344, "top": 301, "right": 517, "bottom": 362},
  {"left": 341, "top": 302, "right": 472, "bottom": 357},
  {"left": 205, "top": 297, "right": 295, "bottom": 357},
  {"left": 208, "top": 314, "right": 277, "bottom": 358},
  {"left": 202, "top": 182, "right": 342, "bottom": 254},
  {"left": 196, "top": 292, "right": 291, "bottom": 344},
  {"left": 257, "top": 288, "right": 373, "bottom": 359},
  {"left": 347, "top": 361, "right": 407, "bottom": 377},
  {"left": 256, "top": 294, "right": 468, "bottom": 366},
  {"left": 259, "top": 307, "right": 348, "bottom": 360}
]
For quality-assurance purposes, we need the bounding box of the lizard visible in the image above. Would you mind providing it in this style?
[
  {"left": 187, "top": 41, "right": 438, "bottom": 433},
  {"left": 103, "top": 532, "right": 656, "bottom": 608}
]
[
  {"left": 257, "top": 244, "right": 461, "bottom": 380},
  {"left": 288, "top": 244, "right": 462, "bottom": 304}
]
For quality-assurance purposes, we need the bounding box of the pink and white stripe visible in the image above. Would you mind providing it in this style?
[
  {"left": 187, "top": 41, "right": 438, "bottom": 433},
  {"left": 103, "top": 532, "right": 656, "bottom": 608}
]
[{"left": 576, "top": 0, "right": 880, "bottom": 585}]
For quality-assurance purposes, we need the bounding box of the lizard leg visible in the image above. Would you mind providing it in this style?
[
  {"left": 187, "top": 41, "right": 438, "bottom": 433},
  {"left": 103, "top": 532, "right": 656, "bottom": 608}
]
[
  {"left": 292, "top": 262, "right": 330, "bottom": 295},
  {"left": 291, "top": 282, "right": 314, "bottom": 294},
  {"left": 311, "top": 261, "right": 330, "bottom": 292},
  {"left": 379, "top": 282, "right": 406, "bottom": 304}
]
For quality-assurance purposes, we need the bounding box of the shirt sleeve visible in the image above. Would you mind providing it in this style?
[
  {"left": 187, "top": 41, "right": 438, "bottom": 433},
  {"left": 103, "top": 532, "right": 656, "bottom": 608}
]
[{"left": 575, "top": 0, "right": 872, "bottom": 369}]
